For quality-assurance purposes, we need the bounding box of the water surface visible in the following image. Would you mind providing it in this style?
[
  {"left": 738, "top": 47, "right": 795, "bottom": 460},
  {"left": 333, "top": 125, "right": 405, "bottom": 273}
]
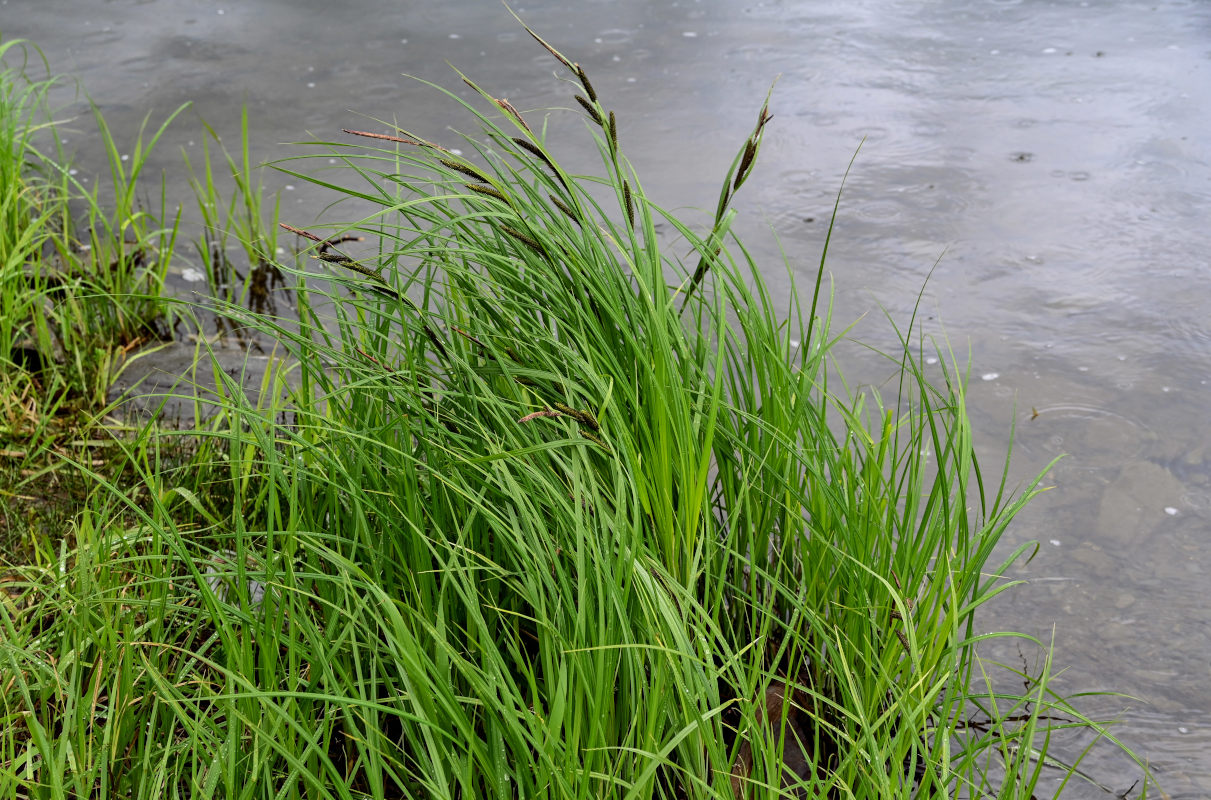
[{"left": 7, "top": 0, "right": 1210, "bottom": 795}]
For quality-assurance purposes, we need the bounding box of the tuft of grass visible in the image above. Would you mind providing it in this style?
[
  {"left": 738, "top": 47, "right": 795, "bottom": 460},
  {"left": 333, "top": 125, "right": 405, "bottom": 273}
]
[
  {"left": 0, "top": 38, "right": 259, "bottom": 563},
  {"left": 33, "top": 99, "right": 190, "bottom": 408},
  {"left": 1, "top": 22, "right": 1153, "bottom": 800},
  {"left": 184, "top": 106, "right": 287, "bottom": 320}
]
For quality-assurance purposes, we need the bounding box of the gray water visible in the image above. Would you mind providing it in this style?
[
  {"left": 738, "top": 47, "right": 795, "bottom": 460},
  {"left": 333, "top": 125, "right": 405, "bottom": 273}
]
[{"left": 7, "top": 0, "right": 1210, "bottom": 796}]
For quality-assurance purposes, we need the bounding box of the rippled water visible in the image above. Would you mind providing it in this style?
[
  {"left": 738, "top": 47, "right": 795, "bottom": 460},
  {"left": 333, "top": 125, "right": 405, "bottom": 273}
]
[{"left": 8, "top": 0, "right": 1211, "bottom": 795}]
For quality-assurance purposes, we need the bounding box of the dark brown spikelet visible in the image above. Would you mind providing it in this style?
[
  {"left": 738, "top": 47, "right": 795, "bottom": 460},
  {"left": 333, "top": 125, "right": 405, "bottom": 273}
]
[
  {"left": 553, "top": 402, "right": 598, "bottom": 430},
  {"left": 500, "top": 224, "right": 544, "bottom": 254},
  {"left": 515, "top": 137, "right": 573, "bottom": 193},
  {"left": 578, "top": 407, "right": 600, "bottom": 432},
  {"left": 575, "top": 64, "right": 597, "bottom": 103},
  {"left": 623, "top": 179, "right": 634, "bottom": 228},
  {"left": 579, "top": 430, "right": 611, "bottom": 452},
  {"left": 439, "top": 158, "right": 491, "bottom": 183},
  {"left": 734, "top": 140, "right": 757, "bottom": 191},
  {"left": 548, "top": 193, "right": 581, "bottom": 225},
  {"left": 733, "top": 101, "right": 773, "bottom": 191},
  {"left": 465, "top": 183, "right": 509, "bottom": 203},
  {"left": 757, "top": 100, "right": 773, "bottom": 128},
  {"left": 574, "top": 95, "right": 604, "bottom": 126},
  {"left": 607, "top": 111, "right": 618, "bottom": 153},
  {"left": 495, "top": 98, "right": 533, "bottom": 134},
  {"left": 513, "top": 137, "right": 552, "bottom": 166}
]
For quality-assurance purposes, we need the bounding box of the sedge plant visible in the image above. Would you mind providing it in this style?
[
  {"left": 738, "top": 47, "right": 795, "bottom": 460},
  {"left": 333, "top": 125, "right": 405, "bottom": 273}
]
[{"left": 1, "top": 22, "right": 1151, "bottom": 800}]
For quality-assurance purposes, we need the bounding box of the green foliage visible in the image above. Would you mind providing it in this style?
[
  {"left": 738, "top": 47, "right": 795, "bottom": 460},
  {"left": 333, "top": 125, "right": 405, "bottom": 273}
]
[
  {"left": 184, "top": 106, "right": 285, "bottom": 315},
  {"left": 0, "top": 25, "right": 1150, "bottom": 800},
  {"left": 0, "top": 37, "right": 186, "bottom": 410}
]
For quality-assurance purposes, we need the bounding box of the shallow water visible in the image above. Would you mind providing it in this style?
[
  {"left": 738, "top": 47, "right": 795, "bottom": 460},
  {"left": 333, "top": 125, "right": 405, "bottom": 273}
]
[{"left": 8, "top": 0, "right": 1211, "bottom": 795}]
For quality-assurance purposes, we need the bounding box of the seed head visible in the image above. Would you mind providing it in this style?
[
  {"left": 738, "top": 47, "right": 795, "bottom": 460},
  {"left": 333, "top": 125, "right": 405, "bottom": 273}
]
[
  {"left": 575, "top": 64, "right": 597, "bottom": 103},
  {"left": 466, "top": 183, "right": 509, "bottom": 203},
  {"left": 574, "top": 95, "right": 604, "bottom": 126},
  {"left": 548, "top": 193, "right": 581, "bottom": 225},
  {"left": 500, "top": 224, "right": 544, "bottom": 254},
  {"left": 439, "top": 158, "right": 491, "bottom": 183}
]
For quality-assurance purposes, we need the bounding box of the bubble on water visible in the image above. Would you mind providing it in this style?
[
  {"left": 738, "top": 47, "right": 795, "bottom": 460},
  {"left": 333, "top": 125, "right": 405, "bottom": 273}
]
[
  {"left": 1049, "top": 539, "right": 1061, "bottom": 546},
  {"left": 285, "top": 185, "right": 295, "bottom": 191},
  {"left": 449, "top": 148, "right": 463, "bottom": 156},
  {"left": 683, "top": 31, "right": 698, "bottom": 38},
  {"left": 597, "top": 29, "right": 633, "bottom": 45},
  {"left": 990, "top": 49, "right": 1000, "bottom": 55},
  {"left": 626, "top": 77, "right": 636, "bottom": 82},
  {"left": 981, "top": 372, "right": 999, "bottom": 381},
  {"left": 1164, "top": 507, "right": 1178, "bottom": 516},
  {"left": 307, "top": 82, "right": 315, "bottom": 88},
  {"left": 217, "top": 8, "right": 225, "bottom": 14},
  {"left": 121, "top": 154, "right": 129, "bottom": 162},
  {"left": 68, "top": 168, "right": 78, "bottom": 176},
  {"left": 1178, "top": 726, "right": 1189, "bottom": 734},
  {"left": 275, "top": 247, "right": 285, "bottom": 255},
  {"left": 182, "top": 268, "right": 205, "bottom": 283},
  {"left": 449, "top": 33, "right": 461, "bottom": 39},
  {"left": 926, "top": 356, "right": 938, "bottom": 365},
  {"left": 1042, "top": 47, "right": 1057, "bottom": 54}
]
